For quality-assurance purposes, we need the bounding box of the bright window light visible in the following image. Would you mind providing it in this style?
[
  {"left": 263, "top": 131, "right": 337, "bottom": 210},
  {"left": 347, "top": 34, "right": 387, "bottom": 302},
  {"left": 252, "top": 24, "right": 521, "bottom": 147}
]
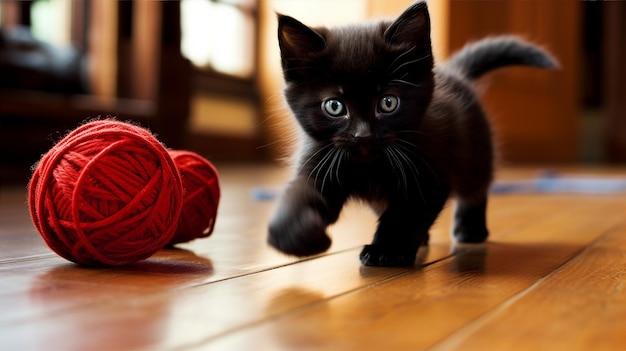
[
  {"left": 30, "top": 0, "right": 72, "bottom": 46},
  {"left": 181, "top": 0, "right": 254, "bottom": 78}
]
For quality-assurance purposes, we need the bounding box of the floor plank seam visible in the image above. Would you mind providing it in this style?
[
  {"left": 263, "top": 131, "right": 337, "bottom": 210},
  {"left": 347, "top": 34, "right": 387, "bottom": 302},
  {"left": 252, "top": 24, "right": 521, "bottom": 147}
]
[
  {"left": 0, "top": 247, "right": 368, "bottom": 328},
  {"left": 0, "top": 252, "right": 57, "bottom": 266},
  {"left": 425, "top": 221, "right": 625, "bottom": 351},
  {"left": 170, "top": 268, "right": 417, "bottom": 351},
  {"left": 186, "top": 245, "right": 366, "bottom": 287},
  {"left": 169, "top": 248, "right": 473, "bottom": 350}
]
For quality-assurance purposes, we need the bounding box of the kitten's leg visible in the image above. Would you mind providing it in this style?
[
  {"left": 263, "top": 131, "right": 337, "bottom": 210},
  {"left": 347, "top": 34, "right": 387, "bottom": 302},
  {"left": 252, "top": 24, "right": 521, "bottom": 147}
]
[
  {"left": 268, "top": 177, "right": 345, "bottom": 257},
  {"left": 453, "top": 197, "right": 489, "bottom": 243},
  {"left": 360, "top": 198, "right": 446, "bottom": 267}
]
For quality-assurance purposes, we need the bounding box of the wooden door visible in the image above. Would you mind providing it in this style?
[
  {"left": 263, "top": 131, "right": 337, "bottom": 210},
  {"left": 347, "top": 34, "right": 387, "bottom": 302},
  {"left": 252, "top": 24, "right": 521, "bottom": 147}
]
[
  {"left": 446, "top": 1, "right": 581, "bottom": 163},
  {"left": 604, "top": 1, "right": 626, "bottom": 163}
]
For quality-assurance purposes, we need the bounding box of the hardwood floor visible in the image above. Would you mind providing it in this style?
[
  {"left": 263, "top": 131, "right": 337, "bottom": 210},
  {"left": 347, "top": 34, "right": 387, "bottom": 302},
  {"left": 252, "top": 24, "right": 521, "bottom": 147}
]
[{"left": 0, "top": 164, "right": 624, "bottom": 351}]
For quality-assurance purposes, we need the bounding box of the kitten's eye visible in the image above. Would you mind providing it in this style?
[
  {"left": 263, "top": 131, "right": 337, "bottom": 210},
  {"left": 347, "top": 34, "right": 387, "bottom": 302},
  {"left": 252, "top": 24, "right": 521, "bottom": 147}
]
[
  {"left": 322, "top": 99, "right": 347, "bottom": 117},
  {"left": 378, "top": 96, "right": 399, "bottom": 113}
]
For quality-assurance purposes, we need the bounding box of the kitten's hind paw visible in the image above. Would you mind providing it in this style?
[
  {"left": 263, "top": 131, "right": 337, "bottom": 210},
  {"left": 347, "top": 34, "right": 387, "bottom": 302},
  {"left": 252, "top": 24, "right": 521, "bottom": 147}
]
[
  {"left": 453, "top": 227, "right": 488, "bottom": 243},
  {"left": 453, "top": 200, "right": 489, "bottom": 243},
  {"left": 359, "top": 245, "right": 418, "bottom": 267}
]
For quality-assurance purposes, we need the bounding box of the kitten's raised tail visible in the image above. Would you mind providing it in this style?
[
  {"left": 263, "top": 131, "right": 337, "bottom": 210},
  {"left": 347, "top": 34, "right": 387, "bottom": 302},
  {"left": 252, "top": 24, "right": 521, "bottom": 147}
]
[{"left": 445, "top": 36, "right": 558, "bottom": 81}]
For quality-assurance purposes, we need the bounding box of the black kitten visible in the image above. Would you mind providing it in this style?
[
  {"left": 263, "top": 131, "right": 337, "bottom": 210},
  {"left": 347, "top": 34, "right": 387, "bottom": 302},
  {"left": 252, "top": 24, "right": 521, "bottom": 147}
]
[{"left": 268, "top": 2, "right": 557, "bottom": 266}]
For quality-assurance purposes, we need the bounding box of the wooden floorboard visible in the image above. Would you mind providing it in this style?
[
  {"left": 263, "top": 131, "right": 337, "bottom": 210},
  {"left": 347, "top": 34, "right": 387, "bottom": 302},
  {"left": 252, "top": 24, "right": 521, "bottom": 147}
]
[
  {"left": 0, "top": 164, "right": 624, "bottom": 351},
  {"left": 431, "top": 223, "right": 626, "bottom": 351},
  {"left": 197, "top": 193, "right": 625, "bottom": 351}
]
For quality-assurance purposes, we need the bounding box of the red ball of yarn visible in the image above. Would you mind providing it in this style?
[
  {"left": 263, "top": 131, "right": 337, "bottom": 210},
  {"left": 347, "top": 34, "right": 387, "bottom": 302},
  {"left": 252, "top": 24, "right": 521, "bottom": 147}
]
[
  {"left": 167, "top": 150, "right": 220, "bottom": 245},
  {"left": 28, "top": 120, "right": 183, "bottom": 266}
]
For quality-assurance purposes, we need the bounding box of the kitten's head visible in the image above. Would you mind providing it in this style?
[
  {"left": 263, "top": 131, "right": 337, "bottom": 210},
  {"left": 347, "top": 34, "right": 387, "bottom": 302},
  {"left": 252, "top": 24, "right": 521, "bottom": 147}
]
[{"left": 278, "top": 2, "right": 434, "bottom": 162}]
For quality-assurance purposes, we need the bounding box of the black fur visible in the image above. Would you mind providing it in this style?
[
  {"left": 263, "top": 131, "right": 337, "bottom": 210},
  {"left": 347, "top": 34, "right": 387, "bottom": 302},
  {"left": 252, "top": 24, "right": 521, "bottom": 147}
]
[
  {"left": 446, "top": 35, "right": 558, "bottom": 81},
  {"left": 268, "top": 2, "right": 557, "bottom": 266}
]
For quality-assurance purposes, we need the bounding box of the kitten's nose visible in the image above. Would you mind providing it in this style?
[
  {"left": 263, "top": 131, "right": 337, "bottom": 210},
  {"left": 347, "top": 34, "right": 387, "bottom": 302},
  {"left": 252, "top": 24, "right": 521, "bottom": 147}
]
[
  {"left": 352, "top": 132, "right": 372, "bottom": 143},
  {"left": 352, "top": 121, "right": 372, "bottom": 141}
]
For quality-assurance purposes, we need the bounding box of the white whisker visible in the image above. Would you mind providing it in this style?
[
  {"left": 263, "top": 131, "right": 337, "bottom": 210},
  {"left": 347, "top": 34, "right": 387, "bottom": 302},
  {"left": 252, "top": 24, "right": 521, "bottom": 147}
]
[
  {"left": 335, "top": 149, "right": 346, "bottom": 187},
  {"left": 395, "top": 140, "right": 417, "bottom": 155},
  {"left": 394, "top": 140, "right": 439, "bottom": 188},
  {"left": 301, "top": 143, "right": 333, "bottom": 172},
  {"left": 308, "top": 146, "right": 335, "bottom": 188},
  {"left": 391, "top": 145, "right": 427, "bottom": 204},
  {"left": 386, "top": 147, "right": 407, "bottom": 192},
  {"left": 386, "top": 46, "right": 416, "bottom": 74},
  {"left": 388, "top": 54, "right": 431, "bottom": 76},
  {"left": 321, "top": 148, "right": 341, "bottom": 194},
  {"left": 390, "top": 79, "right": 422, "bottom": 89},
  {"left": 400, "top": 147, "right": 425, "bottom": 204}
]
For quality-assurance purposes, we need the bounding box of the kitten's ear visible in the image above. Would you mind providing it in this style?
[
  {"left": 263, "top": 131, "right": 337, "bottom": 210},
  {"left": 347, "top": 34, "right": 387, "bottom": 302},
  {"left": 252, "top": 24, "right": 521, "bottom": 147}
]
[
  {"left": 384, "top": 1, "right": 430, "bottom": 46},
  {"left": 278, "top": 14, "right": 326, "bottom": 60}
]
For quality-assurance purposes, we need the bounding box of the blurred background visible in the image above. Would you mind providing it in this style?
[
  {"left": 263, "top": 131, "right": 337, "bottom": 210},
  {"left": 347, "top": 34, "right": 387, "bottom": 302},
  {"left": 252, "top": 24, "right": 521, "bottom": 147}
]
[{"left": 1, "top": 0, "right": 624, "bottom": 184}]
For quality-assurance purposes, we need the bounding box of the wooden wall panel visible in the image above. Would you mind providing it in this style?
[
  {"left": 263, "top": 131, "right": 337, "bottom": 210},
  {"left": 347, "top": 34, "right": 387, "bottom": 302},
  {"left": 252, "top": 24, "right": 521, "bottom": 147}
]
[
  {"left": 447, "top": 1, "right": 581, "bottom": 163},
  {"left": 604, "top": 2, "right": 626, "bottom": 163}
]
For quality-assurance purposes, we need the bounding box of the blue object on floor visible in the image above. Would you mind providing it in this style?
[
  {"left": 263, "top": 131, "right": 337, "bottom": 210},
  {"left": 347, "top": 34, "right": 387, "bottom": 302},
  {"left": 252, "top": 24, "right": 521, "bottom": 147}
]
[{"left": 491, "top": 173, "right": 626, "bottom": 194}]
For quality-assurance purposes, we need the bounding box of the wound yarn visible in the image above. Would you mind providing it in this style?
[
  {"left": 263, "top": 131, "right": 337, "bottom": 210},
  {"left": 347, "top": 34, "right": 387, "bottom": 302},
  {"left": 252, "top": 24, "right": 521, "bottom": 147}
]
[
  {"left": 167, "top": 150, "right": 220, "bottom": 245},
  {"left": 28, "top": 119, "right": 183, "bottom": 266}
]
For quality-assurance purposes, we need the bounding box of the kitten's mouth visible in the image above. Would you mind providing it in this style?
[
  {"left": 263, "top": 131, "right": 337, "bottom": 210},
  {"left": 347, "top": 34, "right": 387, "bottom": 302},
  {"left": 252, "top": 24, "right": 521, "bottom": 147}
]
[
  {"left": 334, "top": 139, "right": 384, "bottom": 163},
  {"left": 348, "top": 144, "right": 383, "bottom": 163}
]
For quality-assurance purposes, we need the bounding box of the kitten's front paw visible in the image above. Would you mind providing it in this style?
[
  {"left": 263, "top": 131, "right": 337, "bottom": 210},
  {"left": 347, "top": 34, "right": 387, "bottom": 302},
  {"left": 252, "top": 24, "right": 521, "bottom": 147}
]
[
  {"left": 268, "top": 208, "right": 331, "bottom": 257},
  {"left": 359, "top": 245, "right": 418, "bottom": 267}
]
